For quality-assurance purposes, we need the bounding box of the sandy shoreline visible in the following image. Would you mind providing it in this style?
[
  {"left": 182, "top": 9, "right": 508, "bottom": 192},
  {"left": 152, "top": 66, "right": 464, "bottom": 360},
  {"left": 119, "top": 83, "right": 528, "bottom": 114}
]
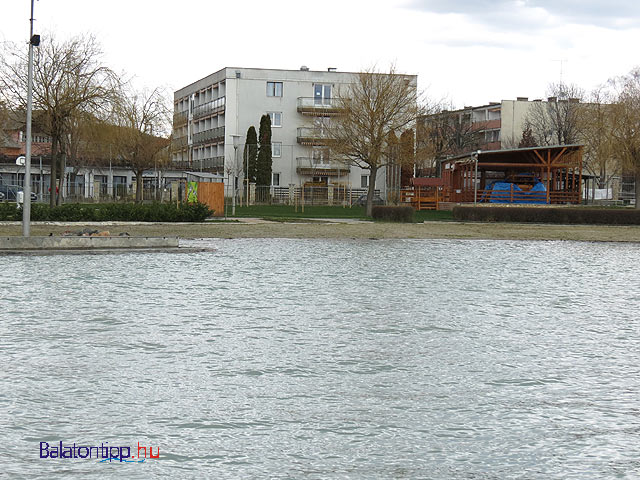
[{"left": 1, "top": 219, "right": 640, "bottom": 243}]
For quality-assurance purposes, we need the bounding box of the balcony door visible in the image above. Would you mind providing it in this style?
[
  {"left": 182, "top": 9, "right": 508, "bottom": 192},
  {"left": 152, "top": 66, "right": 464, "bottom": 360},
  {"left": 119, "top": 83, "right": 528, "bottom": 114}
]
[{"left": 314, "top": 84, "right": 331, "bottom": 106}]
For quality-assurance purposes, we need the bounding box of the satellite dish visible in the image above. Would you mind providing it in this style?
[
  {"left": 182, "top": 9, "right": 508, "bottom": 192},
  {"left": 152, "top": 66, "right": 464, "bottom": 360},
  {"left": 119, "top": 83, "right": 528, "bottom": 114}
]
[{"left": 16, "top": 156, "right": 26, "bottom": 166}]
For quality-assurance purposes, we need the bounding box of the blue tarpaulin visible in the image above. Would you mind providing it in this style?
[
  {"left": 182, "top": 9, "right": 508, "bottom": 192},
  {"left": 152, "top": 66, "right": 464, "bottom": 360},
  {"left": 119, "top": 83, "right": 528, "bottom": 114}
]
[{"left": 483, "top": 181, "right": 547, "bottom": 204}]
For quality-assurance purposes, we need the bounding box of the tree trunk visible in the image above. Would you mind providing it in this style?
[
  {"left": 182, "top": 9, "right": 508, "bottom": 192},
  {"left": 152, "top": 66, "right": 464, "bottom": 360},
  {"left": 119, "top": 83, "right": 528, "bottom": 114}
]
[
  {"left": 635, "top": 171, "right": 640, "bottom": 210},
  {"left": 56, "top": 152, "right": 66, "bottom": 206},
  {"left": 136, "top": 168, "right": 144, "bottom": 204},
  {"left": 366, "top": 166, "right": 378, "bottom": 217}
]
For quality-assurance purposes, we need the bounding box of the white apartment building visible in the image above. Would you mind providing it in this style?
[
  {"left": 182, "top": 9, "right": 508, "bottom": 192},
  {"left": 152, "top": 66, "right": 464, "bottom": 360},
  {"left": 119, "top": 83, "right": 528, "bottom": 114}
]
[{"left": 172, "top": 67, "right": 418, "bottom": 197}]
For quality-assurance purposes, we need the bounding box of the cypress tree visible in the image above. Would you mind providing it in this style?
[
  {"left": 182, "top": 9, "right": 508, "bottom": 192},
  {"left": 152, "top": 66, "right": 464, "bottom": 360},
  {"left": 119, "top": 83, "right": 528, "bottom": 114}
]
[
  {"left": 256, "top": 114, "right": 272, "bottom": 186},
  {"left": 243, "top": 126, "right": 258, "bottom": 183}
]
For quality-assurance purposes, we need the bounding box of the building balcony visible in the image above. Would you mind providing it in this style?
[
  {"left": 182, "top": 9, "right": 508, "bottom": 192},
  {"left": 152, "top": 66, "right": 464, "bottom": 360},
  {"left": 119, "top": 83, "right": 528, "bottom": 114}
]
[
  {"left": 173, "top": 110, "right": 188, "bottom": 127},
  {"left": 192, "top": 126, "right": 225, "bottom": 146},
  {"left": 192, "top": 97, "right": 226, "bottom": 120},
  {"left": 472, "top": 119, "right": 501, "bottom": 130},
  {"left": 171, "top": 135, "right": 188, "bottom": 149},
  {"left": 296, "top": 157, "right": 350, "bottom": 176},
  {"left": 296, "top": 127, "right": 334, "bottom": 145},
  {"left": 170, "top": 156, "right": 224, "bottom": 172},
  {"left": 297, "top": 97, "right": 344, "bottom": 116},
  {"left": 480, "top": 141, "right": 501, "bottom": 151}
]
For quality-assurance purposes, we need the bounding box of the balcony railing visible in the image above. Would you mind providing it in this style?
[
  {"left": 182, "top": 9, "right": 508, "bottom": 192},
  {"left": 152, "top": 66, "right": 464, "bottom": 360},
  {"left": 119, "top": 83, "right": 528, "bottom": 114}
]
[
  {"left": 192, "top": 126, "right": 225, "bottom": 146},
  {"left": 171, "top": 135, "right": 188, "bottom": 149},
  {"left": 171, "top": 156, "right": 225, "bottom": 172},
  {"left": 297, "top": 97, "right": 344, "bottom": 116},
  {"left": 296, "top": 157, "right": 350, "bottom": 176},
  {"left": 173, "top": 110, "right": 188, "bottom": 126},
  {"left": 296, "top": 127, "right": 334, "bottom": 145},
  {"left": 192, "top": 97, "right": 226, "bottom": 120}
]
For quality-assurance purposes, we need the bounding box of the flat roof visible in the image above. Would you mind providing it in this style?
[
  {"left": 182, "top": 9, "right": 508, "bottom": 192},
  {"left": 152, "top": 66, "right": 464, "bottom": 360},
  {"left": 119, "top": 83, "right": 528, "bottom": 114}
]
[
  {"left": 443, "top": 144, "right": 584, "bottom": 163},
  {"left": 175, "top": 66, "right": 418, "bottom": 99}
]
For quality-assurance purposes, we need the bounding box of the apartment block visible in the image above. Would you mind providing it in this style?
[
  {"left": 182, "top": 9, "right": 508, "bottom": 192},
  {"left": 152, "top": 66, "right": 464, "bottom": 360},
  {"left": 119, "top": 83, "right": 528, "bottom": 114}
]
[
  {"left": 438, "top": 97, "right": 585, "bottom": 152},
  {"left": 171, "top": 67, "right": 418, "bottom": 196}
]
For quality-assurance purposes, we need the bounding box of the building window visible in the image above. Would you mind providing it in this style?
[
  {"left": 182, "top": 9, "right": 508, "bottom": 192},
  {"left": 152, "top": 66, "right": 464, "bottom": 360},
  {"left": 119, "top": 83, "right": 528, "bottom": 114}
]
[
  {"left": 272, "top": 173, "right": 280, "bottom": 186},
  {"left": 267, "top": 81, "right": 283, "bottom": 97},
  {"left": 486, "top": 130, "right": 500, "bottom": 142},
  {"left": 268, "top": 112, "right": 282, "bottom": 127},
  {"left": 361, "top": 175, "right": 369, "bottom": 188},
  {"left": 273, "top": 142, "right": 282, "bottom": 157},
  {"left": 314, "top": 84, "right": 332, "bottom": 105}
]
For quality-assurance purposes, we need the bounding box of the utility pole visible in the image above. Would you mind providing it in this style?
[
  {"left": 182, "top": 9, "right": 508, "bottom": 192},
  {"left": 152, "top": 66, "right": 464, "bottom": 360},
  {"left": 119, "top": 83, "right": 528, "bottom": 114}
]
[{"left": 23, "top": 0, "right": 39, "bottom": 236}]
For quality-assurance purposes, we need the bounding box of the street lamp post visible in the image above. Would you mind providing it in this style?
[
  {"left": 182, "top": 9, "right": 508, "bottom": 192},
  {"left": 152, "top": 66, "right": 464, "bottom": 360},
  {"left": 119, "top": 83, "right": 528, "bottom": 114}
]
[
  {"left": 473, "top": 150, "right": 481, "bottom": 205},
  {"left": 230, "top": 134, "right": 241, "bottom": 215},
  {"left": 245, "top": 142, "right": 249, "bottom": 207},
  {"left": 23, "top": 0, "right": 39, "bottom": 236}
]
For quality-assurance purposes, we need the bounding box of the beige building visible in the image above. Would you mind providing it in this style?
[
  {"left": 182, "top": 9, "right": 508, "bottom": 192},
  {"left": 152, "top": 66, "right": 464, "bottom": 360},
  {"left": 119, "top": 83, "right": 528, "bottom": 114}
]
[{"left": 441, "top": 97, "right": 578, "bottom": 151}]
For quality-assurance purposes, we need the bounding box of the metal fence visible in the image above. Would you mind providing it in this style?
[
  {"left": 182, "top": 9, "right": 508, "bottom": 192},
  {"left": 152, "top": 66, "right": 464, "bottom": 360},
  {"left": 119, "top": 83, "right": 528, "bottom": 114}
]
[
  {"left": 1, "top": 180, "right": 183, "bottom": 205},
  {"left": 250, "top": 185, "right": 381, "bottom": 206}
]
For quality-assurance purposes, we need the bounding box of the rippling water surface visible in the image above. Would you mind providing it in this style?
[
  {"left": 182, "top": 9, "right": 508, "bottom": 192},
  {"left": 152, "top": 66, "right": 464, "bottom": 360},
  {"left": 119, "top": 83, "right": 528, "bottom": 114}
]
[{"left": 1, "top": 239, "right": 640, "bottom": 479}]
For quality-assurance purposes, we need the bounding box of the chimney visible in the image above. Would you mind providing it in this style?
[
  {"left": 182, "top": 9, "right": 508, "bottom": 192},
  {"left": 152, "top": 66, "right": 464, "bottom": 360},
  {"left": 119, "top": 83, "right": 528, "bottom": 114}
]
[
  {"left": 517, "top": 97, "right": 528, "bottom": 101},
  {"left": 300, "top": 65, "right": 309, "bottom": 71},
  {"left": 328, "top": 67, "right": 337, "bottom": 72}
]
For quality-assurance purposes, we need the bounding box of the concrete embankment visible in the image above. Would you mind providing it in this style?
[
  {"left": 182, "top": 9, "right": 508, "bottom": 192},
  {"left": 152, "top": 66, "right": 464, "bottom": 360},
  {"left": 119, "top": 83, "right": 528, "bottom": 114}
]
[{"left": 0, "top": 235, "right": 181, "bottom": 255}]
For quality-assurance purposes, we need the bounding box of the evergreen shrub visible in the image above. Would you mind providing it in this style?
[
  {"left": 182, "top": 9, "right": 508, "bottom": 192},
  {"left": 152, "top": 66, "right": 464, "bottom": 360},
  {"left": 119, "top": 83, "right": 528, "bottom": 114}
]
[
  {"left": 453, "top": 206, "right": 640, "bottom": 225},
  {"left": 371, "top": 205, "right": 415, "bottom": 222},
  {"left": 0, "top": 202, "right": 212, "bottom": 222}
]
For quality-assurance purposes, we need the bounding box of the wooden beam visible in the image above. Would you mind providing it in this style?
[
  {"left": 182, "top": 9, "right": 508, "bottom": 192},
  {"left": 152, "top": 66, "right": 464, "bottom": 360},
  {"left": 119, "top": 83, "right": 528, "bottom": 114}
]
[
  {"left": 477, "top": 162, "right": 548, "bottom": 168},
  {"left": 550, "top": 147, "right": 568, "bottom": 165},
  {"left": 532, "top": 149, "right": 546, "bottom": 164}
]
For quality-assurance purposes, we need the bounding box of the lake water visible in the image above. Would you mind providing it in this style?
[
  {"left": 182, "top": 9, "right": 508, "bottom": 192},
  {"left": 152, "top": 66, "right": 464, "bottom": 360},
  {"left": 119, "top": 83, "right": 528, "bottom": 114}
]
[{"left": 1, "top": 238, "right": 639, "bottom": 479}]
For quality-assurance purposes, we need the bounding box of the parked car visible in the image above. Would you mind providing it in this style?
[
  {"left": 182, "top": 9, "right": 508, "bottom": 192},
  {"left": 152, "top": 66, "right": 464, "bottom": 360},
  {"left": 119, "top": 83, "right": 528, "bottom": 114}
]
[
  {"left": 351, "top": 194, "right": 384, "bottom": 207},
  {"left": 0, "top": 185, "right": 38, "bottom": 202}
]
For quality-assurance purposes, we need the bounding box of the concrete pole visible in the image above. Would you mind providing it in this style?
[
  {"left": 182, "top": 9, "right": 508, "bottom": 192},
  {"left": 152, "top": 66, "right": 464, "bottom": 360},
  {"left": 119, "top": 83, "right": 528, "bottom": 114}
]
[
  {"left": 22, "top": 0, "right": 36, "bottom": 236},
  {"left": 232, "top": 145, "right": 238, "bottom": 216}
]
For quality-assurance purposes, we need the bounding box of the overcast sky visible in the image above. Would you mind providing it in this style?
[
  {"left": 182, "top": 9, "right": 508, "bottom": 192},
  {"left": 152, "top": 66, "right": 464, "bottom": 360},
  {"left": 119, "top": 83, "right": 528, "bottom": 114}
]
[{"left": 2, "top": 0, "right": 639, "bottom": 107}]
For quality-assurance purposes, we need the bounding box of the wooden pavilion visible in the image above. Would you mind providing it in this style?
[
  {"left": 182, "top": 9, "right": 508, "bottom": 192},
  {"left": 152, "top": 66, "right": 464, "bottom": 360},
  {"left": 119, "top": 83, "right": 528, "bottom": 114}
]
[{"left": 401, "top": 145, "right": 583, "bottom": 209}]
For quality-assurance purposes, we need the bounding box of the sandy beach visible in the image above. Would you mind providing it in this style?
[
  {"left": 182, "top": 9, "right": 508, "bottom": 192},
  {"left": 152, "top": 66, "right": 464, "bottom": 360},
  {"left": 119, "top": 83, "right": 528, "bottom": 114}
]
[{"left": 1, "top": 219, "right": 640, "bottom": 243}]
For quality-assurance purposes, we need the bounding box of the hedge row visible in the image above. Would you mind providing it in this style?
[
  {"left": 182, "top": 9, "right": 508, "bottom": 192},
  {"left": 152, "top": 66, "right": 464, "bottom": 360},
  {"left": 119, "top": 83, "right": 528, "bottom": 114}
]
[
  {"left": 453, "top": 206, "right": 640, "bottom": 225},
  {"left": 371, "top": 205, "right": 415, "bottom": 223},
  {"left": 0, "top": 202, "right": 213, "bottom": 222}
]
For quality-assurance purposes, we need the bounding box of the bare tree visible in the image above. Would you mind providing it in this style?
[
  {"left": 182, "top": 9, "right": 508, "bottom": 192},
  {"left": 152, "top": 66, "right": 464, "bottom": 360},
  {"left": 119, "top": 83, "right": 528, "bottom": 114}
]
[
  {"left": 525, "top": 82, "right": 584, "bottom": 146},
  {"left": 110, "top": 87, "right": 171, "bottom": 203},
  {"left": 609, "top": 68, "right": 640, "bottom": 208},
  {"left": 578, "top": 87, "right": 619, "bottom": 198},
  {"left": 328, "top": 66, "right": 421, "bottom": 215},
  {"left": 0, "top": 33, "right": 118, "bottom": 205},
  {"left": 416, "top": 105, "right": 484, "bottom": 175},
  {"left": 383, "top": 128, "right": 414, "bottom": 201},
  {"left": 0, "top": 99, "right": 8, "bottom": 148}
]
